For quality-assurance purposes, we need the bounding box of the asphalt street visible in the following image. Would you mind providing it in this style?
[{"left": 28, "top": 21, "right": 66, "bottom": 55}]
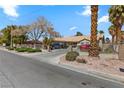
[{"left": 0, "top": 49, "right": 124, "bottom": 88}]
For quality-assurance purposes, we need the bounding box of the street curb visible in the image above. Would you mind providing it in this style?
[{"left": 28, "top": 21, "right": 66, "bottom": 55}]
[
  {"left": 58, "top": 63, "right": 124, "bottom": 86},
  {"left": 1, "top": 48, "right": 124, "bottom": 86}
]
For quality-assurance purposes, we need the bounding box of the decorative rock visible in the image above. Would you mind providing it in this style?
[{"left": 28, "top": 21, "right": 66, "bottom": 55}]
[{"left": 119, "top": 68, "right": 124, "bottom": 72}]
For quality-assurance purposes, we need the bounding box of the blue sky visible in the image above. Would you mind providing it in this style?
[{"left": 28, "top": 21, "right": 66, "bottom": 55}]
[{"left": 0, "top": 5, "right": 116, "bottom": 38}]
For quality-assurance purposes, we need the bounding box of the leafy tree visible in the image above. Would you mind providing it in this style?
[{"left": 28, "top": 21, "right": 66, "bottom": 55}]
[
  {"left": 108, "top": 25, "right": 116, "bottom": 44},
  {"left": 27, "top": 17, "right": 48, "bottom": 41},
  {"left": 109, "top": 5, "right": 124, "bottom": 44},
  {"left": 27, "top": 16, "right": 59, "bottom": 48},
  {"left": 26, "top": 17, "right": 49, "bottom": 48},
  {"left": 13, "top": 35, "right": 28, "bottom": 45},
  {"left": 0, "top": 25, "right": 16, "bottom": 46},
  {"left": 47, "top": 23, "right": 61, "bottom": 38},
  {"left": 43, "top": 37, "right": 53, "bottom": 51},
  {"left": 75, "top": 32, "right": 83, "bottom": 36},
  {"left": 0, "top": 25, "right": 28, "bottom": 47}
]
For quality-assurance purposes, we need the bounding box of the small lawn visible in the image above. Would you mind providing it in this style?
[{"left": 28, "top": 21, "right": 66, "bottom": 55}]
[{"left": 15, "top": 47, "right": 42, "bottom": 53}]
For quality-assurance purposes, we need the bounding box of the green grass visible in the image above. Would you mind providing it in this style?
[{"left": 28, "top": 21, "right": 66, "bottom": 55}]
[{"left": 15, "top": 47, "right": 42, "bottom": 53}]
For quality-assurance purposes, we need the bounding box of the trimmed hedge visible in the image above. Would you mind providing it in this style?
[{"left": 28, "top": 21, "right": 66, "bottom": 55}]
[
  {"left": 27, "top": 48, "right": 41, "bottom": 53},
  {"left": 65, "top": 51, "right": 79, "bottom": 61},
  {"left": 15, "top": 47, "right": 42, "bottom": 53}
]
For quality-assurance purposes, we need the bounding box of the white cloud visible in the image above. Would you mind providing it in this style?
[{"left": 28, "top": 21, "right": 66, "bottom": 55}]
[
  {"left": 69, "top": 26, "right": 78, "bottom": 31},
  {"left": 98, "top": 14, "right": 109, "bottom": 24},
  {"left": 76, "top": 5, "right": 91, "bottom": 16},
  {"left": 0, "top": 5, "right": 19, "bottom": 17}
]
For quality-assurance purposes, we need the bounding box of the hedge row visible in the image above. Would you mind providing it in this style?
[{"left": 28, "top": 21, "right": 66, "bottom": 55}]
[{"left": 15, "top": 47, "right": 42, "bottom": 53}]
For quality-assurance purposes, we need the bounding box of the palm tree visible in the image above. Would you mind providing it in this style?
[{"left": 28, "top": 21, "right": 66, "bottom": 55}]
[
  {"left": 109, "top": 5, "right": 124, "bottom": 44},
  {"left": 108, "top": 25, "right": 116, "bottom": 44},
  {"left": 89, "top": 5, "right": 99, "bottom": 57},
  {"left": 43, "top": 37, "right": 53, "bottom": 51}
]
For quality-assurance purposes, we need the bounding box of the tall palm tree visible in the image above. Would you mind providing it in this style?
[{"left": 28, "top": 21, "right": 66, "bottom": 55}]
[
  {"left": 108, "top": 25, "right": 116, "bottom": 44},
  {"left": 89, "top": 5, "right": 99, "bottom": 57},
  {"left": 109, "top": 5, "right": 124, "bottom": 44}
]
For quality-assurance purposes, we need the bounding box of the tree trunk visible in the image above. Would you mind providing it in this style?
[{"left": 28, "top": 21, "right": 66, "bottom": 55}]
[
  {"left": 11, "top": 36, "right": 13, "bottom": 48},
  {"left": 48, "top": 45, "right": 51, "bottom": 52},
  {"left": 112, "top": 35, "right": 114, "bottom": 44},
  {"left": 33, "top": 43, "right": 36, "bottom": 49},
  {"left": 89, "top": 5, "right": 99, "bottom": 57},
  {"left": 115, "top": 25, "right": 122, "bottom": 53},
  {"left": 116, "top": 25, "right": 122, "bottom": 44}
]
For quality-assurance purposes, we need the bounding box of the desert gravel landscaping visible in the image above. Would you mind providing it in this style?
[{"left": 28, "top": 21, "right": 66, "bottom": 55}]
[{"left": 59, "top": 54, "right": 124, "bottom": 77}]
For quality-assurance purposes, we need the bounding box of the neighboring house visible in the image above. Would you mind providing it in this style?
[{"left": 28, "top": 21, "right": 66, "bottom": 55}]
[
  {"left": 53, "top": 36, "right": 90, "bottom": 46},
  {"left": 53, "top": 35, "right": 104, "bottom": 47}
]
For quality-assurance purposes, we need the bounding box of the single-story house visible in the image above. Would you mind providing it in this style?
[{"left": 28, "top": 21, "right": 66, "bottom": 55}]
[{"left": 53, "top": 35, "right": 104, "bottom": 47}]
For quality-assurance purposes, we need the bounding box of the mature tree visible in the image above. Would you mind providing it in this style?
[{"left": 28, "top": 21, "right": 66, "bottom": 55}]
[
  {"left": 75, "top": 31, "right": 83, "bottom": 36},
  {"left": 11, "top": 26, "right": 28, "bottom": 37},
  {"left": 0, "top": 32, "right": 3, "bottom": 44},
  {"left": 43, "top": 37, "right": 53, "bottom": 51},
  {"left": 27, "top": 17, "right": 47, "bottom": 40},
  {"left": 108, "top": 25, "right": 116, "bottom": 44},
  {"left": 47, "top": 23, "right": 61, "bottom": 38},
  {"left": 1, "top": 28, "right": 8, "bottom": 45},
  {"left": 0, "top": 25, "right": 28, "bottom": 47},
  {"left": 109, "top": 5, "right": 124, "bottom": 44},
  {"left": 0, "top": 25, "right": 17, "bottom": 46},
  {"left": 89, "top": 5, "right": 99, "bottom": 57},
  {"left": 13, "top": 35, "right": 28, "bottom": 46},
  {"left": 11, "top": 26, "right": 28, "bottom": 47},
  {"left": 26, "top": 17, "right": 51, "bottom": 48},
  {"left": 27, "top": 16, "right": 60, "bottom": 48}
]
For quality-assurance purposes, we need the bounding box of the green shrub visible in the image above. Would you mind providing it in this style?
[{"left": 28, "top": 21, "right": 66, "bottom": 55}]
[
  {"left": 15, "top": 47, "right": 42, "bottom": 53},
  {"left": 27, "top": 48, "right": 41, "bottom": 53},
  {"left": 66, "top": 51, "right": 79, "bottom": 61},
  {"left": 15, "top": 47, "right": 28, "bottom": 52}
]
